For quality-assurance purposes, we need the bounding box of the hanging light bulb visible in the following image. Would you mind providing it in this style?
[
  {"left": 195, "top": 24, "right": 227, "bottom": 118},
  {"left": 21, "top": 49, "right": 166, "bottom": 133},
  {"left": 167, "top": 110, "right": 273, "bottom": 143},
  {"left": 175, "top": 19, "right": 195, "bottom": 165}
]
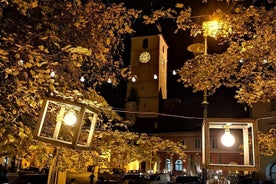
[
  {"left": 221, "top": 125, "right": 235, "bottom": 147},
  {"left": 50, "top": 70, "right": 55, "bottom": 77},
  {"left": 18, "top": 59, "right": 24, "bottom": 66},
  {"left": 131, "top": 76, "right": 136, "bottom": 82},
  {"left": 153, "top": 74, "right": 158, "bottom": 80},
  {"left": 80, "top": 76, "right": 85, "bottom": 82},
  {"left": 172, "top": 70, "right": 177, "bottom": 75},
  {"left": 63, "top": 111, "right": 77, "bottom": 126}
]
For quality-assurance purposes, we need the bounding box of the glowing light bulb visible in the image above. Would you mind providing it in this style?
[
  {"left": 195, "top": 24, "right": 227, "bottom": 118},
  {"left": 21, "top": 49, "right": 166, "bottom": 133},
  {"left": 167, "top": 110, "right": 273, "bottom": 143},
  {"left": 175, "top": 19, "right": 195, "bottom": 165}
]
[
  {"left": 131, "top": 76, "right": 136, "bottom": 82},
  {"left": 18, "top": 59, "right": 24, "bottom": 65},
  {"left": 63, "top": 112, "right": 77, "bottom": 126},
  {"left": 107, "top": 78, "right": 112, "bottom": 83},
  {"left": 172, "top": 70, "right": 177, "bottom": 75},
  {"left": 153, "top": 74, "right": 158, "bottom": 80},
  {"left": 80, "top": 76, "right": 85, "bottom": 82},
  {"left": 50, "top": 71, "right": 55, "bottom": 77},
  {"left": 221, "top": 130, "right": 235, "bottom": 147}
]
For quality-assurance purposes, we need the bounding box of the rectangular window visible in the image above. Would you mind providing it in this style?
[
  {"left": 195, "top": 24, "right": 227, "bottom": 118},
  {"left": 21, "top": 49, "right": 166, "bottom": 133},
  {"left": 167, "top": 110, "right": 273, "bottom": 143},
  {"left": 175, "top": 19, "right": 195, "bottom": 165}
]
[
  {"left": 143, "top": 39, "right": 148, "bottom": 49},
  {"left": 211, "top": 139, "right": 218, "bottom": 149},
  {"left": 195, "top": 139, "right": 201, "bottom": 149}
]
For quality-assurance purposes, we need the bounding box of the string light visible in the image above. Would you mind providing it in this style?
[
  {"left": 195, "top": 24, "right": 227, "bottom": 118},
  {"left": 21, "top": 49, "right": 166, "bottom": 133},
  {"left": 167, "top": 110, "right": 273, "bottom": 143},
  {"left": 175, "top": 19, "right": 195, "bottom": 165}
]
[
  {"left": 80, "top": 76, "right": 85, "bottom": 82},
  {"left": 107, "top": 78, "right": 112, "bottom": 83},
  {"left": 18, "top": 59, "right": 24, "bottom": 65},
  {"left": 50, "top": 70, "right": 55, "bottom": 77},
  {"left": 131, "top": 76, "right": 136, "bottom": 83},
  {"left": 172, "top": 70, "right": 177, "bottom": 75},
  {"left": 153, "top": 74, "right": 158, "bottom": 80}
]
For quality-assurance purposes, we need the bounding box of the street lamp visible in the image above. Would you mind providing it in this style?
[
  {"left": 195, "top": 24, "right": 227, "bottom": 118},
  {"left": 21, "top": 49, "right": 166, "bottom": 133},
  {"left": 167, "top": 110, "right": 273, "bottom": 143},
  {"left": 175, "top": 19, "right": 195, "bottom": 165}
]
[
  {"left": 187, "top": 20, "right": 221, "bottom": 119},
  {"left": 203, "top": 118, "right": 260, "bottom": 171},
  {"left": 34, "top": 97, "right": 99, "bottom": 184},
  {"left": 34, "top": 96, "right": 99, "bottom": 149},
  {"left": 202, "top": 20, "right": 220, "bottom": 119},
  {"left": 188, "top": 20, "right": 221, "bottom": 183}
]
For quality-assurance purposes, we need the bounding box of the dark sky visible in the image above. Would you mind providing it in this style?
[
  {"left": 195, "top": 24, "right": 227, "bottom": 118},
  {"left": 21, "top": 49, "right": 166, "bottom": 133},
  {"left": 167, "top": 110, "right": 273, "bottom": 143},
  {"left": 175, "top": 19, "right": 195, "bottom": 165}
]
[{"left": 99, "top": 0, "right": 250, "bottom": 120}]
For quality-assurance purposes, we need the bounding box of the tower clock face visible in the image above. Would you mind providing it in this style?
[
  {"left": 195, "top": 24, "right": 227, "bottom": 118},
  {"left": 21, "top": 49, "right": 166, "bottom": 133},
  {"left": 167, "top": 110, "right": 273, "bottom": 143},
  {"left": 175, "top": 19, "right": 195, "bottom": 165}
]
[{"left": 139, "top": 51, "right": 151, "bottom": 63}]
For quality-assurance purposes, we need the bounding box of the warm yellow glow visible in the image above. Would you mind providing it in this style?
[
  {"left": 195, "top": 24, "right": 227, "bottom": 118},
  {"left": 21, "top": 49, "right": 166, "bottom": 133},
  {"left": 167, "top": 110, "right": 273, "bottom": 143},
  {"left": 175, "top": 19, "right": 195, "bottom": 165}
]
[
  {"left": 63, "top": 111, "right": 77, "bottom": 126},
  {"left": 221, "top": 130, "right": 235, "bottom": 147},
  {"left": 202, "top": 20, "right": 220, "bottom": 38},
  {"left": 126, "top": 160, "right": 140, "bottom": 171}
]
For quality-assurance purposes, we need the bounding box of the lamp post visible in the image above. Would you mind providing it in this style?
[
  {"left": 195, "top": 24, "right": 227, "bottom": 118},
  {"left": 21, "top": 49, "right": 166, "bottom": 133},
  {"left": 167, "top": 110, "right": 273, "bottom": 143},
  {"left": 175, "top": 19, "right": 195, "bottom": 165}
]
[
  {"left": 187, "top": 20, "right": 220, "bottom": 119},
  {"left": 202, "top": 20, "right": 221, "bottom": 184},
  {"left": 202, "top": 20, "right": 220, "bottom": 119},
  {"left": 188, "top": 20, "right": 221, "bottom": 183}
]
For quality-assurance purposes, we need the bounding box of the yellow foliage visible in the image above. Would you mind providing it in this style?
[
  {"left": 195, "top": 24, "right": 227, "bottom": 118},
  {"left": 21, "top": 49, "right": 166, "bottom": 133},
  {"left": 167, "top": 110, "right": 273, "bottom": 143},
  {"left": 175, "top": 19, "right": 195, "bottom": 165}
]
[
  {"left": 38, "top": 45, "right": 44, "bottom": 51},
  {"left": 18, "top": 132, "right": 28, "bottom": 139},
  {"left": 0, "top": 49, "right": 8, "bottom": 55},
  {"left": 68, "top": 47, "right": 92, "bottom": 56}
]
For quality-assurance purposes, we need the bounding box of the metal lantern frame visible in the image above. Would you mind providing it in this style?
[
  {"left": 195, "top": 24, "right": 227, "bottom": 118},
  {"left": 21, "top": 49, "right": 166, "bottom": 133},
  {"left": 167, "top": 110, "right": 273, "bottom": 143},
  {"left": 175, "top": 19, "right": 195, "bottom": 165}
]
[
  {"left": 202, "top": 118, "right": 260, "bottom": 171},
  {"left": 34, "top": 96, "right": 99, "bottom": 149}
]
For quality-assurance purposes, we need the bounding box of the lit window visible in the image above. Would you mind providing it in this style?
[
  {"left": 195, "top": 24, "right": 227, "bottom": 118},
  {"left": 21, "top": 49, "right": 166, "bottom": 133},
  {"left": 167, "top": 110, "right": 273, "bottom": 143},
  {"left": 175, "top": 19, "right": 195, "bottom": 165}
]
[
  {"left": 175, "top": 160, "right": 183, "bottom": 171},
  {"left": 166, "top": 159, "right": 171, "bottom": 172},
  {"left": 270, "top": 162, "right": 276, "bottom": 181}
]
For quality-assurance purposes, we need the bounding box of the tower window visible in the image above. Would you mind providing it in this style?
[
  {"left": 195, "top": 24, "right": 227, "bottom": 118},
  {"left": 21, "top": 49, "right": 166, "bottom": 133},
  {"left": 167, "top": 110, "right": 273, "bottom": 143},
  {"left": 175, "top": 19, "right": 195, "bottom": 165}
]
[
  {"left": 154, "top": 122, "right": 158, "bottom": 129},
  {"left": 143, "top": 39, "right": 148, "bottom": 49}
]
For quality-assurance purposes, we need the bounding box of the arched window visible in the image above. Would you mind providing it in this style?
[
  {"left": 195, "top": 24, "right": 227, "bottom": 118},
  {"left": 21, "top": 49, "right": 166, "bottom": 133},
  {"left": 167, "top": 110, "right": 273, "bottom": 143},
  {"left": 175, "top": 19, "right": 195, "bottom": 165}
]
[
  {"left": 166, "top": 159, "right": 171, "bottom": 172},
  {"left": 175, "top": 160, "right": 183, "bottom": 171},
  {"left": 143, "top": 39, "right": 148, "bottom": 49},
  {"left": 270, "top": 162, "right": 276, "bottom": 181}
]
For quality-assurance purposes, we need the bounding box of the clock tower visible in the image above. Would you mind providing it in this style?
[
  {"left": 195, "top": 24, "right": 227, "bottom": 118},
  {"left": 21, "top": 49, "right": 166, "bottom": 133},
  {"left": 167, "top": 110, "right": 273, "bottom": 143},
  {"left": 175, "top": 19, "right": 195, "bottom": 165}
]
[{"left": 125, "top": 34, "right": 168, "bottom": 123}]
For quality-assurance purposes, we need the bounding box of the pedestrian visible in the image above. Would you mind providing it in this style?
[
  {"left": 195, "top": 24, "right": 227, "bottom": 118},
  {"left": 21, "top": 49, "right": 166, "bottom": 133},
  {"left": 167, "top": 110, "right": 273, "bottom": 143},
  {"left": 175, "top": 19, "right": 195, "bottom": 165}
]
[{"left": 89, "top": 173, "right": 95, "bottom": 184}]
